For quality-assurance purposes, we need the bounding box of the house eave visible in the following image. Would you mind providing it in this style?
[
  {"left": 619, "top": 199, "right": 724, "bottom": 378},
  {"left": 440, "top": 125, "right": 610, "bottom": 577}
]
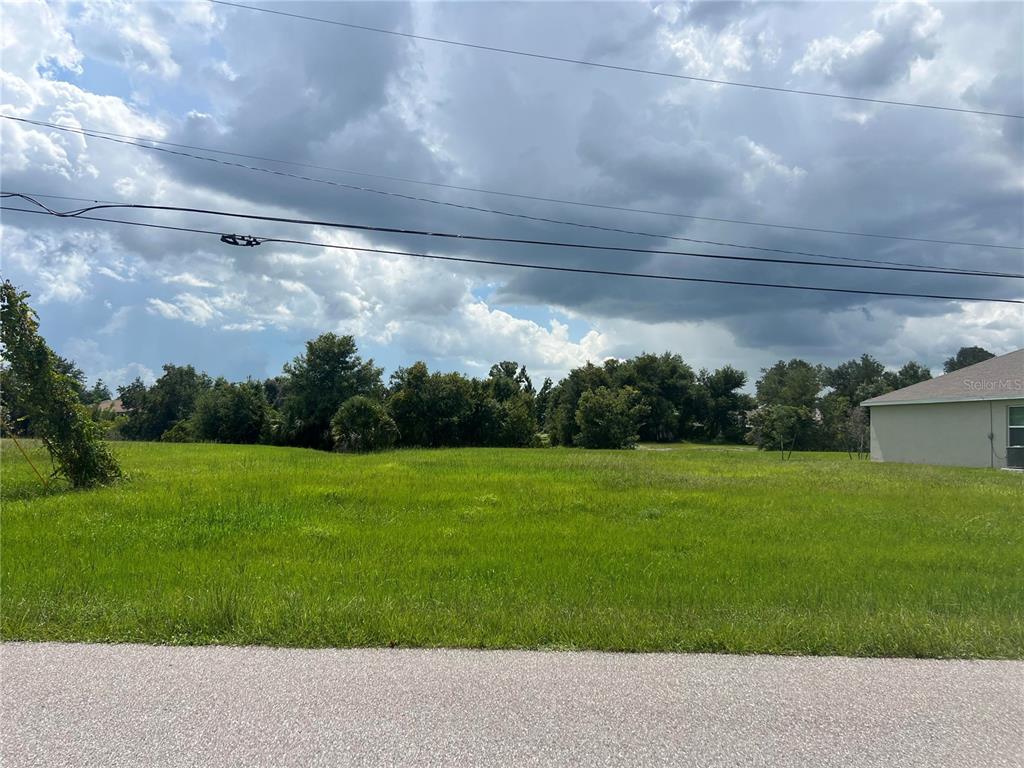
[{"left": 863, "top": 394, "right": 1024, "bottom": 407}]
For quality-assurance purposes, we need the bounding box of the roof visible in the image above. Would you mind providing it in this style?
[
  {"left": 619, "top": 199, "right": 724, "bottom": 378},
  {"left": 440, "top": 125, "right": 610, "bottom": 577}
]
[
  {"left": 94, "top": 398, "right": 128, "bottom": 413},
  {"left": 862, "top": 348, "right": 1024, "bottom": 407}
]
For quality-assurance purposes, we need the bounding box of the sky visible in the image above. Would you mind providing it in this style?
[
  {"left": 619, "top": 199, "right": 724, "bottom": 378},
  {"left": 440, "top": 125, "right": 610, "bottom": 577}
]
[{"left": 1, "top": 0, "right": 1022, "bottom": 390}]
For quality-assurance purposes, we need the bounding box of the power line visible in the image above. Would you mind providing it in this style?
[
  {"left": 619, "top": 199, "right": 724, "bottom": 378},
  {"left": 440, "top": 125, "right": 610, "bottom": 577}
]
[
  {"left": 6, "top": 120, "right": 1011, "bottom": 276},
  {"left": 8, "top": 115, "right": 1021, "bottom": 253},
  {"left": 209, "top": 0, "right": 1024, "bottom": 120},
  {"left": 5, "top": 192, "right": 1020, "bottom": 280},
  {"left": 4, "top": 204, "right": 1020, "bottom": 305}
]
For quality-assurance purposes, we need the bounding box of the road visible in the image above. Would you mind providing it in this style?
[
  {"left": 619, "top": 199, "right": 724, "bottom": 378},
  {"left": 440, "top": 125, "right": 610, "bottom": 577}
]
[{"left": 1, "top": 642, "right": 1021, "bottom": 767}]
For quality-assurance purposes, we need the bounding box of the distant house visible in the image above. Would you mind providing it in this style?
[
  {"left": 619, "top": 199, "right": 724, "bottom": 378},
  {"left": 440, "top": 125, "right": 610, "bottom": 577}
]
[
  {"left": 94, "top": 398, "right": 128, "bottom": 414},
  {"left": 862, "top": 349, "right": 1023, "bottom": 469}
]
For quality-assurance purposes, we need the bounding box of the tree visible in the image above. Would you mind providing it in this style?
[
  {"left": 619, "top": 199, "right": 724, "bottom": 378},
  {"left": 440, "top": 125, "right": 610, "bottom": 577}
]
[
  {"left": 844, "top": 406, "right": 870, "bottom": 458},
  {"left": 944, "top": 346, "right": 994, "bottom": 373},
  {"left": 816, "top": 392, "right": 851, "bottom": 452},
  {"left": 331, "top": 396, "right": 398, "bottom": 452},
  {"left": 82, "top": 379, "right": 112, "bottom": 405},
  {"left": 0, "top": 280, "right": 120, "bottom": 487},
  {"left": 825, "top": 355, "right": 885, "bottom": 404},
  {"left": 193, "top": 379, "right": 274, "bottom": 444},
  {"left": 486, "top": 361, "right": 534, "bottom": 401},
  {"left": 745, "top": 404, "right": 812, "bottom": 458},
  {"left": 495, "top": 392, "right": 539, "bottom": 447},
  {"left": 696, "top": 365, "right": 753, "bottom": 442},
  {"left": 574, "top": 386, "right": 647, "bottom": 449},
  {"left": 282, "top": 333, "right": 383, "bottom": 450},
  {"left": 756, "top": 359, "right": 822, "bottom": 410},
  {"left": 53, "top": 355, "right": 87, "bottom": 401},
  {"left": 612, "top": 352, "right": 696, "bottom": 442},
  {"left": 387, "top": 363, "right": 477, "bottom": 447},
  {"left": 887, "top": 361, "right": 932, "bottom": 390},
  {"left": 118, "top": 364, "right": 212, "bottom": 441},
  {"left": 545, "top": 362, "right": 611, "bottom": 446},
  {"left": 535, "top": 378, "right": 554, "bottom": 430}
]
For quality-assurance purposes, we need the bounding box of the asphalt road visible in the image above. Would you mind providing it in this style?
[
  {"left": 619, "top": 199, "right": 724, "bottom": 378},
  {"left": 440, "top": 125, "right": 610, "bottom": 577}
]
[{"left": 1, "top": 643, "right": 1021, "bottom": 767}]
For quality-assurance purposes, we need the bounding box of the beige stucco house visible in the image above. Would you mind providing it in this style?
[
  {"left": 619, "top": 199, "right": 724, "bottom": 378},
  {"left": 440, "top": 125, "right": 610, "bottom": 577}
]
[{"left": 861, "top": 348, "right": 1024, "bottom": 469}]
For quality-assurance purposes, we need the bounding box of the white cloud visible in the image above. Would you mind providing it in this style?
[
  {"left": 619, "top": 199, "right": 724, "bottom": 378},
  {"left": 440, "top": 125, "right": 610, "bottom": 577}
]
[
  {"left": 146, "top": 293, "right": 220, "bottom": 326},
  {"left": 0, "top": 0, "right": 82, "bottom": 78},
  {"left": 1, "top": 0, "right": 1020, "bottom": 387},
  {"left": 739, "top": 137, "right": 806, "bottom": 192},
  {"left": 793, "top": 1, "right": 943, "bottom": 90},
  {"left": 61, "top": 337, "right": 156, "bottom": 388},
  {"left": 162, "top": 272, "right": 215, "bottom": 288}
]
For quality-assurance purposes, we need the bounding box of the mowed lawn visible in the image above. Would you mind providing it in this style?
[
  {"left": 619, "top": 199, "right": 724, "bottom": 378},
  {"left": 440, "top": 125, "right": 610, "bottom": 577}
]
[{"left": 2, "top": 440, "right": 1021, "bottom": 658}]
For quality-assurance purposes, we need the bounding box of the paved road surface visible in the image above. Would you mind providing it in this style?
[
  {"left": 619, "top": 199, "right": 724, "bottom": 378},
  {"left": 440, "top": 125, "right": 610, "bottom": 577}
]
[{"left": 1, "top": 643, "right": 1021, "bottom": 767}]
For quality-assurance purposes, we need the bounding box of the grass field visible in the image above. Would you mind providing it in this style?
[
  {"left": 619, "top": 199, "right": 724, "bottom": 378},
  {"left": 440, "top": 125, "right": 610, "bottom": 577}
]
[{"left": 2, "top": 440, "right": 1021, "bottom": 658}]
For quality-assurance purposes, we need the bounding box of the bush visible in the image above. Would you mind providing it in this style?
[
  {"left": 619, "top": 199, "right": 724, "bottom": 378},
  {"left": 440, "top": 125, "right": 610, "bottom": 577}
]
[
  {"left": 574, "top": 386, "right": 647, "bottom": 449},
  {"left": 193, "top": 380, "right": 273, "bottom": 444},
  {"left": 331, "top": 396, "right": 398, "bottom": 452},
  {"left": 161, "top": 419, "right": 197, "bottom": 443},
  {"left": 744, "top": 404, "right": 814, "bottom": 457},
  {"left": 0, "top": 281, "right": 120, "bottom": 487}
]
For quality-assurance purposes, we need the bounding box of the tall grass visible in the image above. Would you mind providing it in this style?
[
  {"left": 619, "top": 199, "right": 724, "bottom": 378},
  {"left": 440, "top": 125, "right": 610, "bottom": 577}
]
[{"left": 2, "top": 440, "right": 1021, "bottom": 657}]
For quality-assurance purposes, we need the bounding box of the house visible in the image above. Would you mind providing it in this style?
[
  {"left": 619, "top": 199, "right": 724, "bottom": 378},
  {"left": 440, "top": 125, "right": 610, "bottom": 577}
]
[
  {"left": 861, "top": 348, "right": 1024, "bottom": 469},
  {"left": 94, "top": 398, "right": 128, "bottom": 414}
]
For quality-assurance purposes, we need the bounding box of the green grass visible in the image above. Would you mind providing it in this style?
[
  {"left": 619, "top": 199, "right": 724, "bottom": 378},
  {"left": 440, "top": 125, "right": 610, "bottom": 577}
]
[{"left": 2, "top": 440, "right": 1021, "bottom": 658}]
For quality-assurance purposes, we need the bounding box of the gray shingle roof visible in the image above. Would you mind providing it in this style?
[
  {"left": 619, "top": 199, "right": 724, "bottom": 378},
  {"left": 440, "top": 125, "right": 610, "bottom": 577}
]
[{"left": 862, "top": 348, "right": 1024, "bottom": 406}]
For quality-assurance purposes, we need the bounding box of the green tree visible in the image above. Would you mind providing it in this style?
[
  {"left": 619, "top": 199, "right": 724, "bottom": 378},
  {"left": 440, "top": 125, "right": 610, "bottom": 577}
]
[
  {"left": 534, "top": 377, "right": 554, "bottom": 430},
  {"left": 387, "top": 363, "right": 478, "bottom": 447},
  {"left": 756, "top": 359, "right": 822, "bottom": 410},
  {"left": 825, "top": 355, "right": 885, "bottom": 403},
  {"left": 282, "top": 333, "right": 383, "bottom": 450},
  {"left": 486, "top": 361, "right": 534, "bottom": 401},
  {"left": 0, "top": 280, "right": 120, "bottom": 487},
  {"left": 495, "top": 391, "right": 539, "bottom": 447},
  {"left": 53, "top": 355, "right": 87, "bottom": 401},
  {"left": 82, "top": 378, "right": 112, "bottom": 405},
  {"left": 612, "top": 352, "right": 697, "bottom": 442},
  {"left": 193, "top": 379, "right": 274, "bottom": 444},
  {"left": 816, "top": 392, "right": 851, "bottom": 451},
  {"left": 545, "top": 362, "right": 611, "bottom": 446},
  {"left": 696, "top": 365, "right": 753, "bottom": 442},
  {"left": 119, "top": 364, "right": 212, "bottom": 441},
  {"left": 887, "top": 361, "right": 932, "bottom": 390},
  {"left": 331, "top": 395, "right": 398, "bottom": 452},
  {"left": 574, "top": 386, "right": 647, "bottom": 449},
  {"left": 944, "top": 346, "right": 995, "bottom": 373},
  {"left": 745, "top": 404, "right": 812, "bottom": 458}
]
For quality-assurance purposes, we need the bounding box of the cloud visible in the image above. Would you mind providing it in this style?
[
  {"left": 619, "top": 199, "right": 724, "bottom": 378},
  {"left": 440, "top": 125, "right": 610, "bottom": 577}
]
[
  {"left": 2, "top": 0, "right": 1021, "bottom": 387},
  {"left": 146, "top": 293, "right": 220, "bottom": 326},
  {"left": 792, "top": 1, "right": 943, "bottom": 91}
]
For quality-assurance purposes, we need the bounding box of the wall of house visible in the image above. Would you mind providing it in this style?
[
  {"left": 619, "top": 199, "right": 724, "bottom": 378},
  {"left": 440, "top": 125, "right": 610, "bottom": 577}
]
[{"left": 869, "top": 398, "right": 1024, "bottom": 468}]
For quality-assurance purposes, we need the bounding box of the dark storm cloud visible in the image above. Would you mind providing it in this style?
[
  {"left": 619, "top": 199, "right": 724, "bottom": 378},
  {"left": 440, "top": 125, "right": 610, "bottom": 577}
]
[{"left": 5, "top": 0, "right": 1022, "bottom": 375}]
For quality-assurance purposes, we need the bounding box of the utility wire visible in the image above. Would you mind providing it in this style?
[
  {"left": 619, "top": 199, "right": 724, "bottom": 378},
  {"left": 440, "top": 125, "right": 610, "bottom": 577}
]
[
  {"left": 8, "top": 115, "right": 1021, "bottom": 253},
  {"left": 4, "top": 121, "right": 1007, "bottom": 275},
  {"left": 209, "top": 0, "right": 1023, "bottom": 120},
  {"left": 4, "top": 192, "right": 1021, "bottom": 280},
  {"left": 3, "top": 204, "right": 1021, "bottom": 305}
]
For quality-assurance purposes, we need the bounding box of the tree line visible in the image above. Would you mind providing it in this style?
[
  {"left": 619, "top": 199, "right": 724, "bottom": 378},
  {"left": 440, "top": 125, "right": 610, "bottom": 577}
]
[
  {"left": 1, "top": 278, "right": 998, "bottom": 487},
  {"left": 6, "top": 326, "right": 993, "bottom": 453}
]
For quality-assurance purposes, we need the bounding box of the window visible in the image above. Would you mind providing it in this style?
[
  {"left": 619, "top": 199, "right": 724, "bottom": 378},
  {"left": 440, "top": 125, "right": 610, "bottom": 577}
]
[{"left": 1009, "top": 406, "right": 1024, "bottom": 448}]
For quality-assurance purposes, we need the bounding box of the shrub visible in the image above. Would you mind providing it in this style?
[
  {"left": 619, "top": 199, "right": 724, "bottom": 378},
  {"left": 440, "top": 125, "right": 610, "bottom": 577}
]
[
  {"left": 193, "top": 380, "right": 273, "bottom": 444},
  {"left": 574, "top": 386, "right": 647, "bottom": 449},
  {"left": 0, "top": 280, "right": 121, "bottom": 487},
  {"left": 331, "top": 396, "right": 398, "bottom": 452},
  {"left": 161, "top": 419, "right": 197, "bottom": 443},
  {"left": 745, "top": 404, "right": 814, "bottom": 457}
]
